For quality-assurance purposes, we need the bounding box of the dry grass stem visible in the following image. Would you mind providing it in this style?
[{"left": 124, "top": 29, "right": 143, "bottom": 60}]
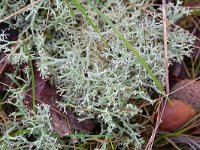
[{"left": 0, "top": 0, "right": 42, "bottom": 23}]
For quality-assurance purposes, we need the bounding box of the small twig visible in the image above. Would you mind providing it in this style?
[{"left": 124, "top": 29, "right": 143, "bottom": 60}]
[
  {"left": 145, "top": 97, "right": 166, "bottom": 150},
  {"left": 0, "top": 0, "right": 42, "bottom": 23},
  {"left": 145, "top": 1, "right": 169, "bottom": 149},
  {"left": 162, "top": 0, "right": 169, "bottom": 95}
]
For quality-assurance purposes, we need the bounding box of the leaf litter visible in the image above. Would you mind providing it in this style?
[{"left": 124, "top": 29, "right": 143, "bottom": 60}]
[{"left": 0, "top": 23, "right": 94, "bottom": 137}]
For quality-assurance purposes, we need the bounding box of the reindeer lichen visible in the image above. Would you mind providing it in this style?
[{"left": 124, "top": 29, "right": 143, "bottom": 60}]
[{"left": 0, "top": 0, "right": 195, "bottom": 149}]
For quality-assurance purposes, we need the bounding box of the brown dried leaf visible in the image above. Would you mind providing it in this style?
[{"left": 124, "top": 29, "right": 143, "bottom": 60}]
[
  {"left": 24, "top": 66, "right": 94, "bottom": 137},
  {"left": 171, "top": 79, "right": 200, "bottom": 111},
  {"left": 0, "top": 52, "right": 15, "bottom": 92},
  {"left": 51, "top": 111, "right": 71, "bottom": 136}
]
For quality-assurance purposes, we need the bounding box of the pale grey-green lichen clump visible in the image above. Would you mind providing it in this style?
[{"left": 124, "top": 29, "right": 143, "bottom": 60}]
[{"left": 0, "top": 0, "right": 195, "bottom": 149}]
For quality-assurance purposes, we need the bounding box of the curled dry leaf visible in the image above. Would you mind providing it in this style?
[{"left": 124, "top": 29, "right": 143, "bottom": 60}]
[
  {"left": 160, "top": 80, "right": 200, "bottom": 131},
  {"left": 171, "top": 80, "right": 200, "bottom": 110}
]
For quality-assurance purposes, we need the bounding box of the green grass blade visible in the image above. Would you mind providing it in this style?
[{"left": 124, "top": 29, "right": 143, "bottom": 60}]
[
  {"left": 87, "top": 0, "right": 163, "bottom": 92},
  {"left": 24, "top": 45, "right": 36, "bottom": 113},
  {"left": 71, "top": 0, "right": 108, "bottom": 47}
]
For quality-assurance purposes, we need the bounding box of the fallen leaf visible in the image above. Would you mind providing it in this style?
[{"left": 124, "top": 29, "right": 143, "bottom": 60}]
[
  {"left": 0, "top": 52, "right": 16, "bottom": 93},
  {"left": 24, "top": 65, "right": 94, "bottom": 136}
]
